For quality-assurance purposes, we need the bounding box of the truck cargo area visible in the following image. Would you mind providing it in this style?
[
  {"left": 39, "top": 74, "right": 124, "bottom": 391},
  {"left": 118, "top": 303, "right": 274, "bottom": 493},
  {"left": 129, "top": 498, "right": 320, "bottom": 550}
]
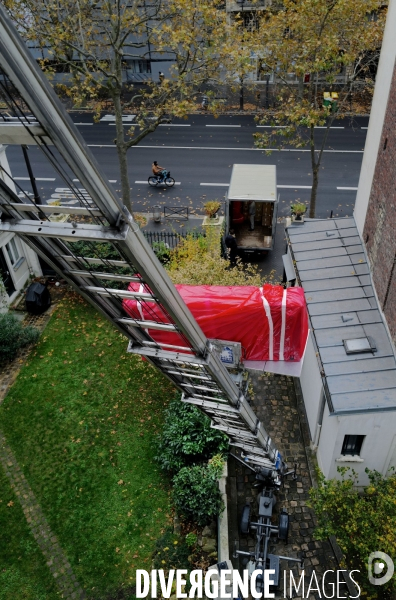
[
  {"left": 234, "top": 222, "right": 273, "bottom": 249},
  {"left": 225, "top": 164, "right": 278, "bottom": 253}
]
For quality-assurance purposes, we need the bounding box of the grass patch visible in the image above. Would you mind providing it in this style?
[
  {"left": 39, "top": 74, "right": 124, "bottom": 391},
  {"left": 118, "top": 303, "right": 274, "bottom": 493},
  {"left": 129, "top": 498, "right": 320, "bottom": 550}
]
[{"left": 0, "top": 293, "right": 176, "bottom": 598}]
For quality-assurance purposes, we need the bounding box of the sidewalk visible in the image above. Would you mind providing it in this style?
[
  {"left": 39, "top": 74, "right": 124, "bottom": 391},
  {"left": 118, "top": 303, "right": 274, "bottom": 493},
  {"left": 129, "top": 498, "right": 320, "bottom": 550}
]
[{"left": 227, "top": 371, "right": 339, "bottom": 599}]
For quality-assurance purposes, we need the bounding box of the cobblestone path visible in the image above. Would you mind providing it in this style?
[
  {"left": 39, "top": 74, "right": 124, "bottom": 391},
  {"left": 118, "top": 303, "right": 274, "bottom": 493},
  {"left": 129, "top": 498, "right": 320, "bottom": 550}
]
[{"left": 227, "top": 373, "right": 339, "bottom": 600}]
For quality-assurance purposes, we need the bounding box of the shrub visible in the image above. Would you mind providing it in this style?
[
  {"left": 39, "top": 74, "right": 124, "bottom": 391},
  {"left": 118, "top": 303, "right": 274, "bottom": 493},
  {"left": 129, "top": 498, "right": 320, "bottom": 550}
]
[
  {"left": 172, "top": 459, "right": 224, "bottom": 526},
  {"left": 152, "top": 528, "right": 191, "bottom": 571},
  {"left": 203, "top": 201, "right": 221, "bottom": 217},
  {"left": 152, "top": 241, "right": 171, "bottom": 264},
  {"left": 290, "top": 202, "right": 307, "bottom": 216},
  {"left": 185, "top": 532, "right": 198, "bottom": 548},
  {"left": 0, "top": 314, "right": 40, "bottom": 362},
  {"left": 167, "top": 233, "right": 277, "bottom": 286},
  {"left": 156, "top": 396, "right": 229, "bottom": 473},
  {"left": 309, "top": 467, "right": 396, "bottom": 599}
]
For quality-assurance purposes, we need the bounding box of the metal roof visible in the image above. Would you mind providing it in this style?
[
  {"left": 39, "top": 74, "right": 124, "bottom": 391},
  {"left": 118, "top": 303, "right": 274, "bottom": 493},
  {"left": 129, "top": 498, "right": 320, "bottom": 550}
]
[
  {"left": 227, "top": 164, "right": 277, "bottom": 201},
  {"left": 287, "top": 217, "right": 396, "bottom": 416}
]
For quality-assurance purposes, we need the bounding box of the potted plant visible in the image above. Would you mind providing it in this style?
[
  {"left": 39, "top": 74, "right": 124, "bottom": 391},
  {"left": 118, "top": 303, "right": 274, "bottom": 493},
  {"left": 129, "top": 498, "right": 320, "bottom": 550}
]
[
  {"left": 290, "top": 202, "right": 307, "bottom": 222},
  {"left": 203, "top": 201, "right": 221, "bottom": 219},
  {"left": 48, "top": 200, "right": 62, "bottom": 215}
]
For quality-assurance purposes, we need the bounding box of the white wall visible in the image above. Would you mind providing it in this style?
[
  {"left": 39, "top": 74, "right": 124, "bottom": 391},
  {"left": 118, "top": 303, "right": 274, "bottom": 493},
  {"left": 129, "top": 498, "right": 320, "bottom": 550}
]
[
  {"left": 299, "top": 330, "right": 323, "bottom": 440},
  {"left": 318, "top": 409, "right": 396, "bottom": 486},
  {"left": 354, "top": 0, "right": 396, "bottom": 235},
  {"left": 316, "top": 403, "right": 339, "bottom": 478},
  {"left": 0, "top": 144, "right": 42, "bottom": 309}
]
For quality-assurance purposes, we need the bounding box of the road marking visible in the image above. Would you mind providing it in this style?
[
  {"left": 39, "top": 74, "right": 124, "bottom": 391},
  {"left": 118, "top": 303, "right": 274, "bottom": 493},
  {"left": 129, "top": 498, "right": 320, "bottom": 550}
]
[
  {"left": 159, "top": 124, "right": 191, "bottom": 127},
  {"left": 135, "top": 180, "right": 181, "bottom": 185},
  {"left": 75, "top": 123, "right": 93, "bottom": 125},
  {"left": 278, "top": 185, "right": 312, "bottom": 189},
  {"left": 361, "top": 127, "right": 368, "bottom": 129},
  {"left": 14, "top": 177, "right": 55, "bottom": 181},
  {"left": 257, "top": 125, "right": 345, "bottom": 129},
  {"left": 201, "top": 183, "right": 312, "bottom": 188},
  {"left": 108, "top": 123, "right": 137, "bottom": 126},
  {"left": 337, "top": 186, "right": 358, "bottom": 190},
  {"left": 88, "top": 144, "right": 363, "bottom": 153},
  {"left": 72, "top": 178, "right": 117, "bottom": 183},
  {"left": 49, "top": 187, "right": 94, "bottom": 206},
  {"left": 205, "top": 124, "right": 241, "bottom": 128},
  {"left": 100, "top": 114, "right": 135, "bottom": 122}
]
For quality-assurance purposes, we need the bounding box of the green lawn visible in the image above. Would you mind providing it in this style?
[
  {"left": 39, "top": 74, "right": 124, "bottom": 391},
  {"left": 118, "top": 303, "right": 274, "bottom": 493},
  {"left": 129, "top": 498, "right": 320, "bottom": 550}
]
[
  {"left": 0, "top": 469, "right": 59, "bottom": 600},
  {"left": 0, "top": 293, "right": 176, "bottom": 598}
]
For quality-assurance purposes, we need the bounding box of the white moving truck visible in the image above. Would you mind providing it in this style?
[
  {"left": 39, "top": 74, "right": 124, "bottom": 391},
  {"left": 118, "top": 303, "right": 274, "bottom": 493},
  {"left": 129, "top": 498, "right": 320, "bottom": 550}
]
[{"left": 225, "top": 164, "right": 279, "bottom": 254}]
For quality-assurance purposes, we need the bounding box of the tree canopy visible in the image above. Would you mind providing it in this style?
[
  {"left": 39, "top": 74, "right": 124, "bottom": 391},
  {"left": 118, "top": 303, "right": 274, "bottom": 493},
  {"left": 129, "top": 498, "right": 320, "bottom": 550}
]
[
  {"left": 251, "top": 0, "right": 386, "bottom": 216},
  {"left": 309, "top": 467, "right": 396, "bottom": 599},
  {"left": 5, "top": 0, "right": 236, "bottom": 212}
]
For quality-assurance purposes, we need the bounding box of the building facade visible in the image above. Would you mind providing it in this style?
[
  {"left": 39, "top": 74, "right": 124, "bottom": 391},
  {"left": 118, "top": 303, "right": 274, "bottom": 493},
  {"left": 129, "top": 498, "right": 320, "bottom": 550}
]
[
  {"left": 0, "top": 144, "right": 42, "bottom": 311},
  {"left": 284, "top": 0, "right": 396, "bottom": 486}
]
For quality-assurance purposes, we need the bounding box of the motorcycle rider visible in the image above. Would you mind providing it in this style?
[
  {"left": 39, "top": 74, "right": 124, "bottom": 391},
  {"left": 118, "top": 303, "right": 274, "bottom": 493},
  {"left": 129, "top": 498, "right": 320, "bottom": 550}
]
[{"left": 152, "top": 161, "right": 167, "bottom": 182}]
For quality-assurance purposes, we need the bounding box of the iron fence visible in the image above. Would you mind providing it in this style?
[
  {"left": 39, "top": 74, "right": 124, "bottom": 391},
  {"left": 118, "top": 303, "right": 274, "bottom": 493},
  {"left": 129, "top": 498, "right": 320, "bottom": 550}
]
[{"left": 143, "top": 230, "right": 205, "bottom": 250}]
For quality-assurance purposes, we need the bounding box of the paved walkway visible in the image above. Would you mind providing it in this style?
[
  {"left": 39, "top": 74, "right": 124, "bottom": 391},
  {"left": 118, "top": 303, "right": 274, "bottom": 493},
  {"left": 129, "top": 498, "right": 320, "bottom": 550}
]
[
  {"left": 227, "top": 372, "right": 339, "bottom": 599},
  {"left": 0, "top": 287, "right": 86, "bottom": 599}
]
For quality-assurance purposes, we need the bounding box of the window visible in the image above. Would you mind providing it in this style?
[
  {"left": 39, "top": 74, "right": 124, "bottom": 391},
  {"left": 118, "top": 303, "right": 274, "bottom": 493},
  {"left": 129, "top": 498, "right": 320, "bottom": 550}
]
[
  {"left": 343, "top": 336, "right": 376, "bottom": 355},
  {"left": 341, "top": 435, "right": 365, "bottom": 456},
  {"left": 5, "top": 238, "right": 20, "bottom": 267}
]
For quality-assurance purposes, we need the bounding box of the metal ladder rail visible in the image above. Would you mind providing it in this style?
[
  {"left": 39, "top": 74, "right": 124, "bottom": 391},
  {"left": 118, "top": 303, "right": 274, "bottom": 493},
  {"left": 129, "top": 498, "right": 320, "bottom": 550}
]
[
  {"left": 0, "top": 178, "right": 280, "bottom": 468},
  {"left": 0, "top": 5, "right": 281, "bottom": 470}
]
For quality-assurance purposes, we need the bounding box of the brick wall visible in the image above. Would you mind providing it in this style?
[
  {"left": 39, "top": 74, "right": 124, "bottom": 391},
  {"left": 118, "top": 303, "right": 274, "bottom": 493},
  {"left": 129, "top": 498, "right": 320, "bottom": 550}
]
[{"left": 363, "top": 61, "right": 396, "bottom": 344}]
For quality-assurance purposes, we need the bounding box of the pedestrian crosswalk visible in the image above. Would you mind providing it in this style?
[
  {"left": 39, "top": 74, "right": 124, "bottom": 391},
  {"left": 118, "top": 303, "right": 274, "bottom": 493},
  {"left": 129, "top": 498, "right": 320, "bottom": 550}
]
[{"left": 48, "top": 187, "right": 94, "bottom": 206}]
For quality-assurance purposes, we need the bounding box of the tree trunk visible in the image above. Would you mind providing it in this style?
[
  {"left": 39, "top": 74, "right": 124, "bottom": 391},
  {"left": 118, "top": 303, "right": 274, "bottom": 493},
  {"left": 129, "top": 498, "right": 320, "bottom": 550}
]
[
  {"left": 298, "top": 75, "right": 304, "bottom": 102},
  {"left": 113, "top": 91, "right": 133, "bottom": 215},
  {"left": 309, "top": 125, "right": 318, "bottom": 218},
  {"left": 309, "top": 167, "right": 319, "bottom": 218}
]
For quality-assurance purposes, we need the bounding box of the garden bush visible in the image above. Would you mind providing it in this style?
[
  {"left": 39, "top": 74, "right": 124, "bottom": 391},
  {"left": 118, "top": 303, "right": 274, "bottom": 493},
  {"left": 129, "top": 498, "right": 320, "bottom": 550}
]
[
  {"left": 0, "top": 313, "right": 40, "bottom": 362},
  {"left": 156, "top": 396, "right": 228, "bottom": 472},
  {"left": 172, "top": 457, "right": 224, "bottom": 526},
  {"left": 166, "top": 232, "right": 279, "bottom": 286},
  {"left": 152, "top": 528, "right": 191, "bottom": 571},
  {"left": 309, "top": 467, "right": 396, "bottom": 599}
]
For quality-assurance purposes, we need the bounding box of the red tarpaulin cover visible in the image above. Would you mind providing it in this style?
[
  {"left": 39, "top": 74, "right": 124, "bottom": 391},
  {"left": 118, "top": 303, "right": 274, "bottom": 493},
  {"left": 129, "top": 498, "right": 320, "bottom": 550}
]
[{"left": 123, "top": 283, "right": 308, "bottom": 362}]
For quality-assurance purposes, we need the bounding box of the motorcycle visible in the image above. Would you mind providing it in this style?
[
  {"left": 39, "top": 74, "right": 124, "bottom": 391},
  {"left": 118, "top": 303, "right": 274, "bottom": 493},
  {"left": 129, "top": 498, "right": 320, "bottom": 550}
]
[{"left": 148, "top": 170, "right": 175, "bottom": 188}]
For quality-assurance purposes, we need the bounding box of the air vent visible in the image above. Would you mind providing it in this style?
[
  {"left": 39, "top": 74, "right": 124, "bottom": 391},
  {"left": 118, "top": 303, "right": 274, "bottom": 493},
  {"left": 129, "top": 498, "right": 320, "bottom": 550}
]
[
  {"left": 341, "top": 314, "right": 354, "bottom": 323},
  {"left": 343, "top": 337, "right": 376, "bottom": 355}
]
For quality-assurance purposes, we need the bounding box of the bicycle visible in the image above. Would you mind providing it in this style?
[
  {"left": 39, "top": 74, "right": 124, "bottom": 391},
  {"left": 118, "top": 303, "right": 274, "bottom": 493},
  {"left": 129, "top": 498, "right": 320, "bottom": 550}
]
[{"left": 148, "top": 170, "right": 175, "bottom": 188}]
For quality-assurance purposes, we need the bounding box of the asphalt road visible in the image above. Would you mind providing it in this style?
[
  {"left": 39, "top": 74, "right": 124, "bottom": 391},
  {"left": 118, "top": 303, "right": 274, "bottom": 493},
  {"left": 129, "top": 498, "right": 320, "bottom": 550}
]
[{"left": 5, "top": 113, "right": 368, "bottom": 221}]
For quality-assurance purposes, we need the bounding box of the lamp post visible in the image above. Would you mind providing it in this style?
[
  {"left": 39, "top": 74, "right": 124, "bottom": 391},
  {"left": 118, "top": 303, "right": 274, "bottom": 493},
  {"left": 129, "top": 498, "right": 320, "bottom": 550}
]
[{"left": 236, "top": 0, "right": 246, "bottom": 111}]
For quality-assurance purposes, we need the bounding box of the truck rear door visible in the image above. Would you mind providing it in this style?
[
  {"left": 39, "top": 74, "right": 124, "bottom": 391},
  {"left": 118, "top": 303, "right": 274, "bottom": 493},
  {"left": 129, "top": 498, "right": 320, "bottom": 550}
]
[{"left": 271, "top": 200, "right": 278, "bottom": 250}]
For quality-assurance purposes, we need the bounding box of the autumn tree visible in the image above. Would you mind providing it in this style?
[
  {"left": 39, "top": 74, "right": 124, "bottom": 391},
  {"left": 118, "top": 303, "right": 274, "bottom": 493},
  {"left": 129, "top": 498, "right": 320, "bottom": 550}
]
[
  {"left": 5, "top": 0, "right": 237, "bottom": 213},
  {"left": 251, "top": 0, "right": 386, "bottom": 217},
  {"left": 309, "top": 467, "right": 396, "bottom": 599}
]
